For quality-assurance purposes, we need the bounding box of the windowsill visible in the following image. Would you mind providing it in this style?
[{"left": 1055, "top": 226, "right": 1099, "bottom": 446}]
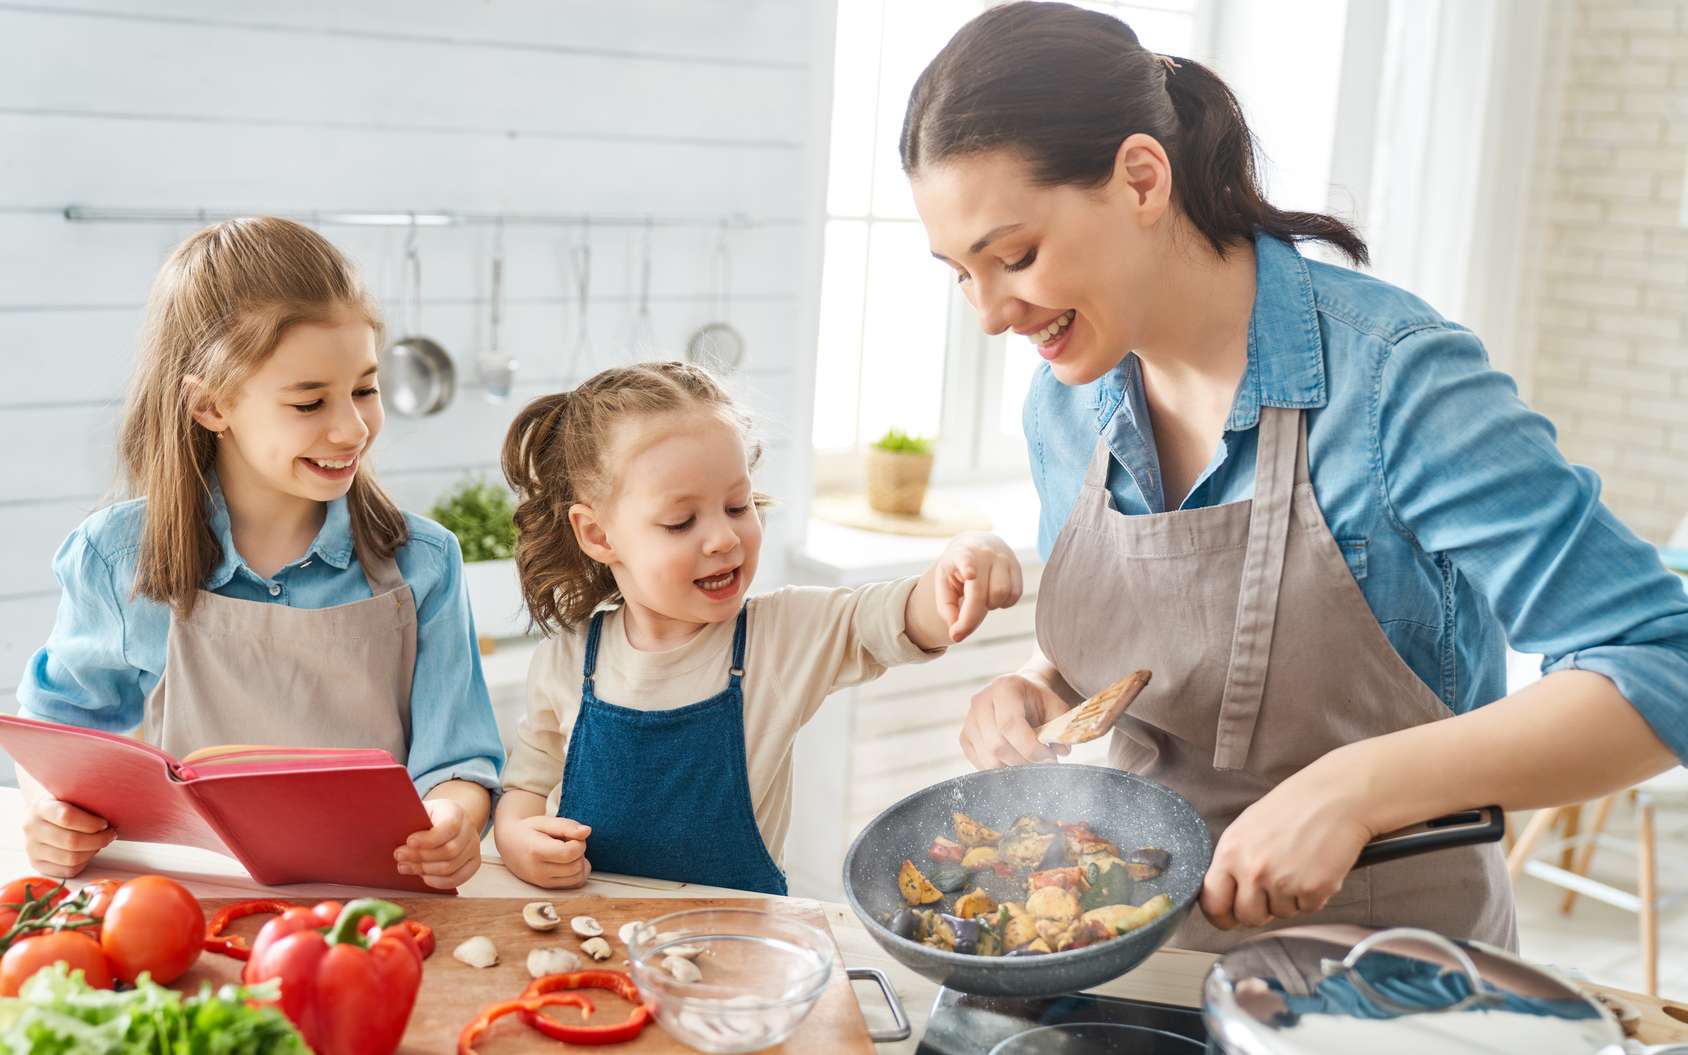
[{"left": 789, "top": 478, "right": 1042, "bottom": 586}]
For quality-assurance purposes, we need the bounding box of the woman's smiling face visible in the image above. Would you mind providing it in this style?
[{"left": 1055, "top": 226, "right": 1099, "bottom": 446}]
[{"left": 912, "top": 146, "right": 1166, "bottom": 387}]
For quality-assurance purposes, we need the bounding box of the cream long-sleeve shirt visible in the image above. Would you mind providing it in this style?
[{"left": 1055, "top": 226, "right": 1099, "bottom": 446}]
[{"left": 502, "top": 577, "right": 942, "bottom": 865}]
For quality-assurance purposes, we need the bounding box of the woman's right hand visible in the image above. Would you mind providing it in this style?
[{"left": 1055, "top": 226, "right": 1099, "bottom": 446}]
[
  {"left": 500, "top": 814, "right": 593, "bottom": 889},
  {"left": 961, "top": 673, "right": 1075, "bottom": 769},
  {"left": 23, "top": 797, "right": 115, "bottom": 878}
]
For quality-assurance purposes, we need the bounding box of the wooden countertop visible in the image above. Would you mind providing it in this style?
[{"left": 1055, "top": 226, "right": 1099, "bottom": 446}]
[{"left": 0, "top": 788, "right": 1680, "bottom": 1048}]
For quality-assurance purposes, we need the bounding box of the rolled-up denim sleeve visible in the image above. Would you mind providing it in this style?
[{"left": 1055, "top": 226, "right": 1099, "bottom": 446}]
[
  {"left": 1375, "top": 325, "right": 1688, "bottom": 762},
  {"left": 17, "top": 528, "right": 146, "bottom": 732},
  {"left": 403, "top": 529, "right": 504, "bottom": 804}
]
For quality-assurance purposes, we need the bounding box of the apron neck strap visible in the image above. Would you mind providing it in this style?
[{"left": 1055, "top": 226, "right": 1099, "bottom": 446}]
[
  {"left": 727, "top": 604, "right": 749, "bottom": 685},
  {"left": 581, "top": 610, "right": 607, "bottom": 692},
  {"left": 1212, "top": 405, "right": 1304, "bottom": 771},
  {"left": 1082, "top": 432, "right": 1114, "bottom": 490},
  {"left": 356, "top": 544, "right": 407, "bottom": 596},
  {"left": 578, "top": 606, "right": 748, "bottom": 693}
]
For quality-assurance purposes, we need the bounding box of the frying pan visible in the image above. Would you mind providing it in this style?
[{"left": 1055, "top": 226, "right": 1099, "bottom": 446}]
[{"left": 841, "top": 764, "right": 1503, "bottom": 998}]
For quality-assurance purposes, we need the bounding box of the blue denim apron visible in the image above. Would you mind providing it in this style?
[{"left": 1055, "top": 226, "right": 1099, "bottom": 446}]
[{"left": 556, "top": 606, "right": 788, "bottom": 895}]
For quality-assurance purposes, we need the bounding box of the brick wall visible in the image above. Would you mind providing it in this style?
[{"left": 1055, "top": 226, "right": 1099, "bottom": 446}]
[{"left": 1525, "top": 0, "right": 1688, "bottom": 545}]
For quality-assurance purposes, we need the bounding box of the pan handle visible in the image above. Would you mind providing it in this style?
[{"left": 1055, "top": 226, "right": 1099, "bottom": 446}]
[
  {"left": 1353, "top": 805, "right": 1506, "bottom": 868},
  {"left": 847, "top": 966, "right": 911, "bottom": 1043}
]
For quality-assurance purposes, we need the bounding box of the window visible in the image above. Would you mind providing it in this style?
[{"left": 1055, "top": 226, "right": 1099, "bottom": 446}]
[{"left": 812, "top": 0, "right": 1208, "bottom": 488}]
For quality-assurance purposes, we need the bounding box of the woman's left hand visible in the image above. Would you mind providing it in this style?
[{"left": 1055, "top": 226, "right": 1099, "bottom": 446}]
[
  {"left": 1200, "top": 760, "right": 1375, "bottom": 929},
  {"left": 395, "top": 798, "right": 482, "bottom": 889}
]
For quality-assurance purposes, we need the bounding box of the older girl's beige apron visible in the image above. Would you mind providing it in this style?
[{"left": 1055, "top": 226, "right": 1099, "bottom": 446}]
[
  {"left": 141, "top": 545, "right": 415, "bottom": 762},
  {"left": 1036, "top": 405, "right": 1517, "bottom": 953}
]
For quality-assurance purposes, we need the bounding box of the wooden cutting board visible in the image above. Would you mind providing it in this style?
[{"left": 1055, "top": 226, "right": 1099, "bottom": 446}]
[{"left": 179, "top": 896, "right": 877, "bottom": 1054}]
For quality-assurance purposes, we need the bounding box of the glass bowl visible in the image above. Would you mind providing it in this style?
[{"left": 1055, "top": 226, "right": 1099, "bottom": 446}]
[{"left": 627, "top": 907, "right": 835, "bottom": 1053}]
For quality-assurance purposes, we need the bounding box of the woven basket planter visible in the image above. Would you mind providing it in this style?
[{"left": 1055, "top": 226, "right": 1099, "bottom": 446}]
[{"left": 865, "top": 448, "right": 935, "bottom": 516}]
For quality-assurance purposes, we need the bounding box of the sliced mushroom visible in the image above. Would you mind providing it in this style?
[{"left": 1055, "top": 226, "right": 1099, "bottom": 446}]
[
  {"left": 570, "top": 915, "right": 603, "bottom": 938},
  {"left": 1127, "top": 847, "right": 1171, "bottom": 881},
  {"left": 618, "top": 920, "right": 647, "bottom": 946},
  {"left": 663, "top": 943, "right": 705, "bottom": 960},
  {"left": 522, "top": 902, "right": 562, "bottom": 931},
  {"left": 581, "top": 936, "right": 613, "bottom": 961},
  {"left": 452, "top": 935, "right": 498, "bottom": 968},
  {"left": 527, "top": 946, "right": 583, "bottom": 978},
  {"left": 663, "top": 954, "right": 703, "bottom": 983}
]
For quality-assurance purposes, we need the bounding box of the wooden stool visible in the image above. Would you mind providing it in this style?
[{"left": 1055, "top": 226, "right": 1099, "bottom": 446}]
[{"left": 1507, "top": 770, "right": 1686, "bottom": 996}]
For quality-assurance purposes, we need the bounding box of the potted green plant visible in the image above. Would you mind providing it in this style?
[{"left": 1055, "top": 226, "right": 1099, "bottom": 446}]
[
  {"left": 429, "top": 479, "right": 525, "bottom": 640},
  {"left": 865, "top": 429, "right": 935, "bottom": 516}
]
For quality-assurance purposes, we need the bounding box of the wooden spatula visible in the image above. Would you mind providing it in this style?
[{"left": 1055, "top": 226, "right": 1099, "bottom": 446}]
[{"left": 1036, "top": 669, "right": 1152, "bottom": 746}]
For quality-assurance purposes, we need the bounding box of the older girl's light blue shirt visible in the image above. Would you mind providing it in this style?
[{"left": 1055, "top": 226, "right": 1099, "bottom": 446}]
[{"left": 17, "top": 481, "right": 504, "bottom": 798}]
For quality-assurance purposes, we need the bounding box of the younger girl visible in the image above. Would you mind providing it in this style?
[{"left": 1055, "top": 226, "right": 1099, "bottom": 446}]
[
  {"left": 17, "top": 218, "right": 502, "bottom": 888},
  {"left": 494, "top": 363, "right": 1021, "bottom": 894}
]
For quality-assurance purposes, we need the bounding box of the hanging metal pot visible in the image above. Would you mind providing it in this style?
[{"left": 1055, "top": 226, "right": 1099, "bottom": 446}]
[
  {"left": 381, "top": 226, "right": 455, "bottom": 417},
  {"left": 1202, "top": 923, "right": 1681, "bottom": 1054}
]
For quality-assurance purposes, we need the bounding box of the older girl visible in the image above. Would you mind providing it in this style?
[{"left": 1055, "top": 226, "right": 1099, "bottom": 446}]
[{"left": 18, "top": 218, "right": 502, "bottom": 888}]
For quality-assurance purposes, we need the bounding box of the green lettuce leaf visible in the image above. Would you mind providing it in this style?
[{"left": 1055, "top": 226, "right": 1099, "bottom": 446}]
[{"left": 0, "top": 965, "right": 307, "bottom": 1055}]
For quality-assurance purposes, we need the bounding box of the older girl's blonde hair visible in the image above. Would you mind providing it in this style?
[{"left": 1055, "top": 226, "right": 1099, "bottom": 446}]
[
  {"left": 120, "top": 217, "right": 406, "bottom": 615},
  {"left": 500, "top": 361, "right": 769, "bottom": 634}
]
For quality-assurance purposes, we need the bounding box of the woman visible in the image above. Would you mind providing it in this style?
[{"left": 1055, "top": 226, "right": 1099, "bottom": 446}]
[{"left": 903, "top": 1, "right": 1688, "bottom": 952}]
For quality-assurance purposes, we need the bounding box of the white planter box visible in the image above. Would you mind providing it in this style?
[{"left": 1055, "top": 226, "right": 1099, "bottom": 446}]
[{"left": 461, "top": 558, "right": 528, "bottom": 640}]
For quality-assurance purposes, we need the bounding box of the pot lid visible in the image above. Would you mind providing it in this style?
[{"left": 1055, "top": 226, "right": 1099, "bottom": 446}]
[{"left": 1203, "top": 925, "right": 1623, "bottom": 1055}]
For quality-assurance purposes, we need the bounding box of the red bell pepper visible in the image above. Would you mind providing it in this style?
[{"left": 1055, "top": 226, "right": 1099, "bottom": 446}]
[
  {"left": 520, "top": 970, "right": 651, "bottom": 1045},
  {"left": 244, "top": 898, "right": 423, "bottom": 1055},
  {"left": 458, "top": 993, "right": 595, "bottom": 1055}
]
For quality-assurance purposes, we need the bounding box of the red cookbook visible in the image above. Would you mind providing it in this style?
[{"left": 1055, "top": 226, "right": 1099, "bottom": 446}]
[{"left": 0, "top": 714, "right": 448, "bottom": 894}]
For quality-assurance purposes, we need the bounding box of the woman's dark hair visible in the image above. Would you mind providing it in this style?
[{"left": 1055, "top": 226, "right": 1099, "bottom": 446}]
[{"left": 900, "top": 1, "right": 1368, "bottom": 266}]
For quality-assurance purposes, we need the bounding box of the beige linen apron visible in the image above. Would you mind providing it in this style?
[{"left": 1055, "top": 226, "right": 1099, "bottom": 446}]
[
  {"left": 1036, "top": 404, "right": 1516, "bottom": 953},
  {"left": 142, "top": 545, "right": 415, "bottom": 763}
]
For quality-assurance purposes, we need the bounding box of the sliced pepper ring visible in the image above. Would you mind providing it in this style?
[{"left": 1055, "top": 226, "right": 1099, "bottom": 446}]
[
  {"left": 521, "top": 970, "right": 651, "bottom": 1045},
  {"left": 459, "top": 993, "right": 595, "bottom": 1055},
  {"left": 204, "top": 899, "right": 295, "bottom": 960}
]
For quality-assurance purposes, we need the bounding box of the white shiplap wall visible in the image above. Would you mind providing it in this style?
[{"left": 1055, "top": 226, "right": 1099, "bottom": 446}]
[{"left": 0, "top": 1, "right": 835, "bottom": 706}]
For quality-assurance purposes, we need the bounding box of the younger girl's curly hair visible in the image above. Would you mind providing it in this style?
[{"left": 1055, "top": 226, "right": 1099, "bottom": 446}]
[{"left": 500, "top": 361, "right": 770, "bottom": 634}]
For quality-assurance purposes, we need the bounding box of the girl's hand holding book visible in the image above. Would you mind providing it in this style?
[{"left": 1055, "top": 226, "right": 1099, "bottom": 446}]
[
  {"left": 394, "top": 798, "right": 482, "bottom": 889},
  {"left": 22, "top": 797, "right": 116, "bottom": 878}
]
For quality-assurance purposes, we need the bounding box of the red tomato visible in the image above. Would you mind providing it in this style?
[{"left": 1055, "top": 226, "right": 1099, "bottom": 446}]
[
  {"left": 99, "top": 876, "right": 205, "bottom": 984},
  {"left": 0, "top": 931, "right": 112, "bottom": 995},
  {"left": 81, "top": 879, "right": 120, "bottom": 921},
  {"left": 0, "top": 875, "right": 70, "bottom": 934}
]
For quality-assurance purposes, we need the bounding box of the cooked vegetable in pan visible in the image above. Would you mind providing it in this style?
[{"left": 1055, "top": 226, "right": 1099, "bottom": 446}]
[{"left": 894, "top": 811, "right": 1172, "bottom": 957}]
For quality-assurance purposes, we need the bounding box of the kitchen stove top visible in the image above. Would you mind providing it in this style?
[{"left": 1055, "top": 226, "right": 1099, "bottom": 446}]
[{"left": 915, "top": 986, "right": 1208, "bottom": 1054}]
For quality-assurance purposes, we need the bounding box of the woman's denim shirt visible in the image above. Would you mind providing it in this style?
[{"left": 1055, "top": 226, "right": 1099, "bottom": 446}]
[{"left": 1026, "top": 233, "right": 1688, "bottom": 762}]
